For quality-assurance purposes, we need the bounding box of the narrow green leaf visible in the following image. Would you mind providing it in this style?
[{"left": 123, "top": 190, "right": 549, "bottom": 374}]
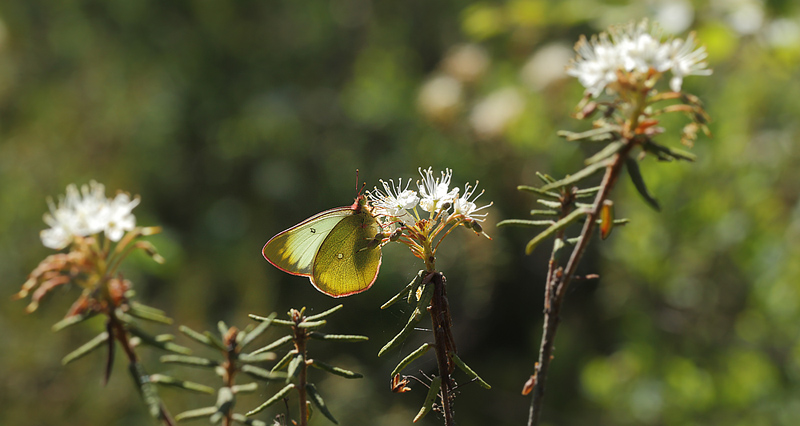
[
  {"left": 231, "top": 413, "right": 268, "bottom": 426},
  {"left": 585, "top": 141, "right": 624, "bottom": 165},
  {"left": 643, "top": 140, "right": 696, "bottom": 162},
  {"left": 62, "top": 331, "right": 109, "bottom": 365},
  {"left": 214, "top": 387, "right": 235, "bottom": 423},
  {"left": 625, "top": 157, "right": 661, "bottom": 211},
  {"left": 557, "top": 126, "right": 620, "bottom": 141},
  {"left": 160, "top": 354, "right": 217, "bottom": 368},
  {"left": 378, "top": 283, "right": 434, "bottom": 357},
  {"left": 251, "top": 335, "right": 293, "bottom": 356},
  {"left": 496, "top": 219, "right": 555, "bottom": 228},
  {"left": 381, "top": 271, "right": 423, "bottom": 310},
  {"left": 127, "top": 324, "right": 192, "bottom": 355},
  {"left": 536, "top": 199, "right": 562, "bottom": 209},
  {"left": 204, "top": 331, "right": 227, "bottom": 351},
  {"left": 391, "top": 343, "right": 432, "bottom": 377},
  {"left": 231, "top": 382, "right": 259, "bottom": 394},
  {"left": 271, "top": 350, "right": 297, "bottom": 373},
  {"left": 52, "top": 311, "right": 97, "bottom": 332},
  {"left": 286, "top": 353, "right": 304, "bottom": 383},
  {"left": 305, "top": 305, "right": 343, "bottom": 322},
  {"left": 241, "top": 312, "right": 276, "bottom": 349},
  {"left": 148, "top": 374, "right": 215, "bottom": 394},
  {"left": 241, "top": 364, "right": 286, "bottom": 382},
  {"left": 179, "top": 325, "right": 216, "bottom": 348},
  {"left": 413, "top": 376, "right": 441, "bottom": 423},
  {"left": 540, "top": 159, "right": 612, "bottom": 192},
  {"left": 174, "top": 406, "right": 217, "bottom": 421},
  {"left": 217, "top": 321, "right": 230, "bottom": 337},
  {"left": 305, "top": 383, "right": 338, "bottom": 424},
  {"left": 308, "top": 332, "right": 368, "bottom": 342},
  {"left": 247, "top": 384, "right": 295, "bottom": 416},
  {"left": 309, "top": 359, "right": 363, "bottom": 379},
  {"left": 535, "top": 172, "right": 556, "bottom": 184},
  {"left": 128, "top": 362, "right": 162, "bottom": 419},
  {"left": 525, "top": 208, "right": 589, "bottom": 254},
  {"left": 451, "top": 353, "right": 491, "bottom": 389},
  {"left": 529, "top": 209, "right": 559, "bottom": 216},
  {"left": 574, "top": 186, "right": 602, "bottom": 196},
  {"left": 239, "top": 351, "right": 278, "bottom": 364},
  {"left": 297, "top": 320, "right": 327, "bottom": 329},
  {"left": 128, "top": 302, "right": 173, "bottom": 325},
  {"left": 516, "top": 185, "right": 560, "bottom": 199}
]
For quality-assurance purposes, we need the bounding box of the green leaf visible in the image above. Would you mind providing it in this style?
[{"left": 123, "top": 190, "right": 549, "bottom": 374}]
[
  {"left": 297, "top": 320, "right": 327, "bottom": 329},
  {"left": 305, "top": 383, "right": 338, "bottom": 424},
  {"left": 496, "top": 219, "right": 555, "bottom": 228},
  {"left": 378, "top": 283, "right": 434, "bottom": 357},
  {"left": 231, "top": 413, "right": 268, "bottom": 426},
  {"left": 247, "top": 384, "right": 295, "bottom": 416},
  {"left": 52, "top": 311, "right": 97, "bottom": 332},
  {"left": 529, "top": 209, "right": 559, "bottom": 216},
  {"left": 525, "top": 208, "right": 589, "bottom": 254},
  {"left": 241, "top": 312, "right": 276, "bottom": 349},
  {"left": 127, "top": 324, "right": 192, "bottom": 355},
  {"left": 271, "top": 350, "right": 297, "bottom": 373},
  {"left": 62, "top": 331, "right": 109, "bottom": 365},
  {"left": 308, "top": 332, "right": 368, "bottom": 342},
  {"left": 540, "top": 159, "right": 612, "bottom": 192},
  {"left": 413, "top": 376, "right": 441, "bottom": 423},
  {"left": 285, "top": 353, "right": 304, "bottom": 383},
  {"left": 309, "top": 359, "right": 363, "bottom": 379},
  {"left": 516, "top": 185, "right": 560, "bottom": 199},
  {"left": 179, "top": 325, "right": 216, "bottom": 348},
  {"left": 643, "top": 140, "right": 696, "bottom": 162},
  {"left": 217, "top": 321, "right": 230, "bottom": 337},
  {"left": 451, "top": 353, "right": 491, "bottom": 389},
  {"left": 128, "top": 362, "right": 162, "bottom": 419},
  {"left": 381, "top": 271, "right": 424, "bottom": 310},
  {"left": 251, "top": 335, "right": 293, "bottom": 356},
  {"left": 557, "top": 126, "right": 621, "bottom": 142},
  {"left": 625, "top": 157, "right": 661, "bottom": 211},
  {"left": 174, "top": 406, "right": 217, "bottom": 421},
  {"left": 231, "top": 382, "right": 259, "bottom": 394},
  {"left": 160, "top": 354, "right": 217, "bottom": 368},
  {"left": 585, "top": 141, "right": 624, "bottom": 165},
  {"left": 305, "top": 304, "right": 343, "bottom": 322},
  {"left": 239, "top": 351, "right": 278, "bottom": 363},
  {"left": 391, "top": 343, "right": 432, "bottom": 376},
  {"left": 148, "top": 374, "right": 215, "bottom": 394},
  {"left": 128, "top": 302, "right": 173, "bottom": 325},
  {"left": 241, "top": 364, "right": 287, "bottom": 382}
]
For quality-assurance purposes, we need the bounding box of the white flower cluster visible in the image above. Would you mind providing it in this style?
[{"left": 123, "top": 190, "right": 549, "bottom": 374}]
[
  {"left": 41, "top": 181, "right": 140, "bottom": 249},
  {"left": 566, "top": 20, "right": 712, "bottom": 96},
  {"left": 368, "top": 167, "right": 490, "bottom": 226}
]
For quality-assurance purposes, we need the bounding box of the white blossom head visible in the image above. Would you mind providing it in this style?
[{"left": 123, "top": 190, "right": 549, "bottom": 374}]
[
  {"left": 40, "top": 181, "right": 140, "bottom": 249},
  {"left": 450, "top": 181, "right": 492, "bottom": 223},
  {"left": 566, "top": 20, "right": 711, "bottom": 96},
  {"left": 368, "top": 178, "right": 419, "bottom": 225},
  {"left": 417, "top": 167, "right": 459, "bottom": 214}
]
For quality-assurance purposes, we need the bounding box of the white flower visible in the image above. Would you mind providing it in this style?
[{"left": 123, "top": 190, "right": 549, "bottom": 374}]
[
  {"left": 450, "top": 182, "right": 492, "bottom": 222},
  {"left": 417, "top": 167, "right": 459, "bottom": 214},
  {"left": 39, "top": 181, "right": 139, "bottom": 249},
  {"left": 566, "top": 20, "right": 711, "bottom": 96},
  {"left": 368, "top": 178, "right": 419, "bottom": 224},
  {"left": 103, "top": 192, "right": 140, "bottom": 241},
  {"left": 666, "top": 32, "right": 712, "bottom": 92}
]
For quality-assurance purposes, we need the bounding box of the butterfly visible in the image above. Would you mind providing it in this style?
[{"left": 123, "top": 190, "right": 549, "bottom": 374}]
[{"left": 262, "top": 195, "right": 384, "bottom": 297}]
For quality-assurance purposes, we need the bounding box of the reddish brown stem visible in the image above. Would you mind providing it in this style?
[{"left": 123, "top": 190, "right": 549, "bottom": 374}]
[
  {"left": 429, "top": 272, "right": 456, "bottom": 426},
  {"left": 527, "top": 144, "right": 632, "bottom": 426},
  {"left": 293, "top": 323, "right": 309, "bottom": 426},
  {"left": 107, "top": 312, "right": 176, "bottom": 426}
]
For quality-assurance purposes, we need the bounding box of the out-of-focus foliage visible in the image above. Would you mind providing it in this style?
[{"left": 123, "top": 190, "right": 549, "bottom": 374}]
[{"left": 1, "top": 0, "right": 799, "bottom": 425}]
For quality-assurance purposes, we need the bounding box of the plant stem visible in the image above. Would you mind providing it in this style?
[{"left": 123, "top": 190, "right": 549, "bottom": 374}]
[
  {"left": 108, "top": 312, "right": 176, "bottom": 426},
  {"left": 293, "top": 323, "right": 309, "bottom": 426},
  {"left": 429, "top": 272, "right": 456, "bottom": 426},
  {"left": 527, "top": 143, "right": 633, "bottom": 426}
]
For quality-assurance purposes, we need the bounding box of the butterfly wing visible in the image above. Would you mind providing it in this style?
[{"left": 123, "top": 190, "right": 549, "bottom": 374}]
[
  {"left": 262, "top": 208, "right": 352, "bottom": 277},
  {"left": 312, "top": 209, "right": 383, "bottom": 297}
]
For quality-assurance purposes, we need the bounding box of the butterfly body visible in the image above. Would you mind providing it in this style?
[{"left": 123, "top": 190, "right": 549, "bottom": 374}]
[{"left": 263, "top": 197, "right": 383, "bottom": 297}]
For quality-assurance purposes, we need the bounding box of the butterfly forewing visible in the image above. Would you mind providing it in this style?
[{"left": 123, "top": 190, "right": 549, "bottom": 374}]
[
  {"left": 312, "top": 211, "right": 382, "bottom": 297},
  {"left": 262, "top": 209, "right": 352, "bottom": 276}
]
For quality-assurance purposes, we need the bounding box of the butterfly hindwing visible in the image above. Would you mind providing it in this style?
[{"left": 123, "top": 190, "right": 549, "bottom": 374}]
[
  {"left": 262, "top": 208, "right": 352, "bottom": 276},
  {"left": 312, "top": 210, "right": 383, "bottom": 297}
]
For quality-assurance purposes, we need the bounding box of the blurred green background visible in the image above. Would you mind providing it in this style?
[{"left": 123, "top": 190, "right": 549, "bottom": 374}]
[{"left": 2, "top": 0, "right": 800, "bottom": 425}]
